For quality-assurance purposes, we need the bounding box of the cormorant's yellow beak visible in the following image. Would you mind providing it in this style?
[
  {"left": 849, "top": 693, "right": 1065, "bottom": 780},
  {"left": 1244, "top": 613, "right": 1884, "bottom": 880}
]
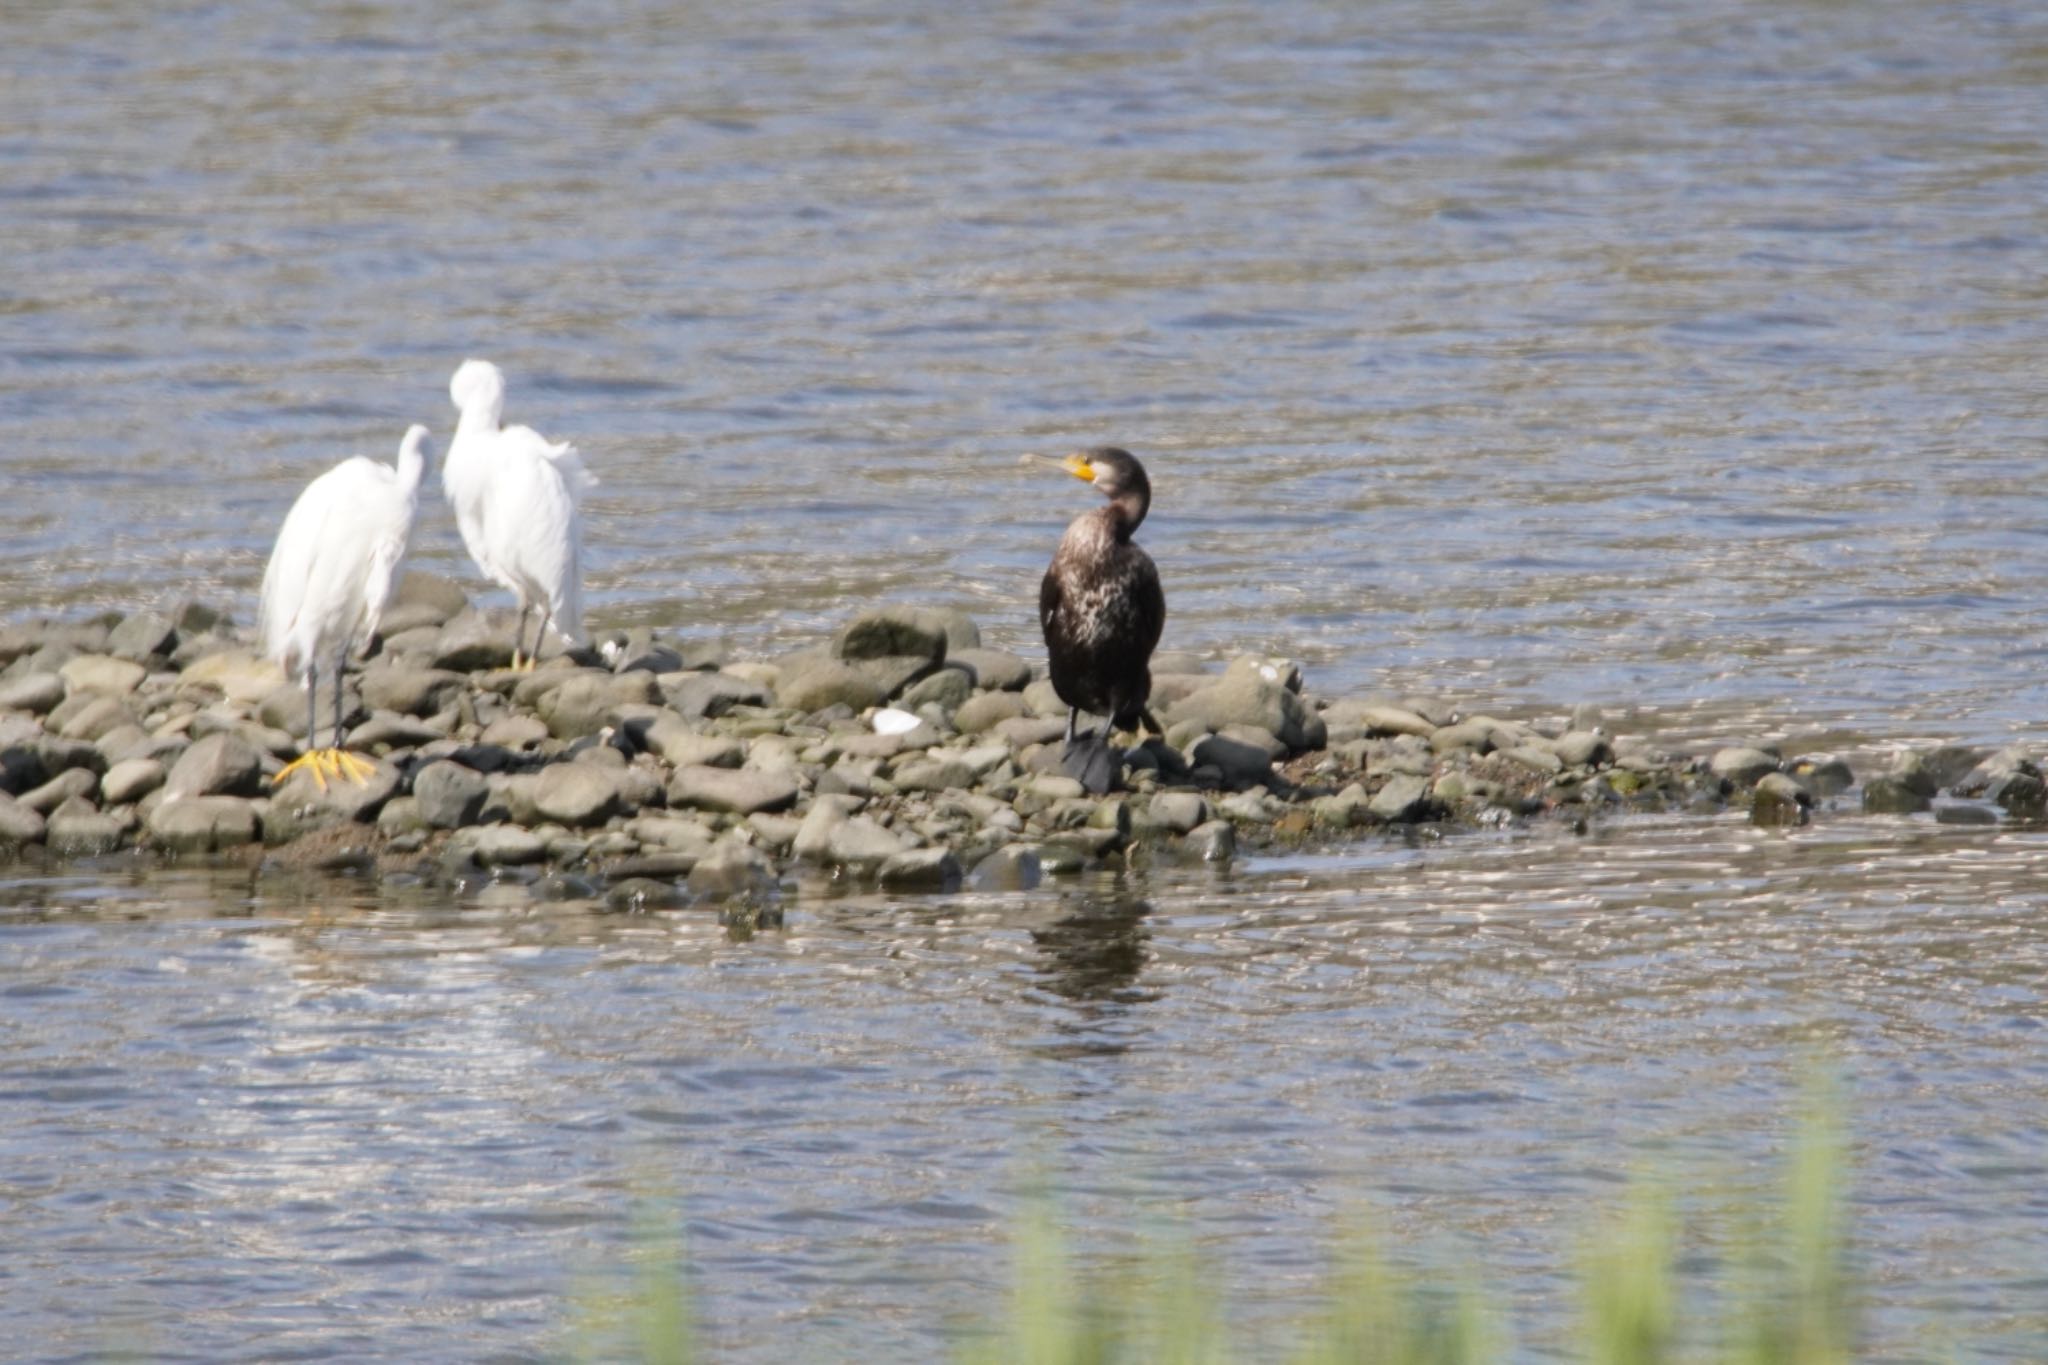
[{"left": 1020, "top": 452, "right": 1097, "bottom": 483}]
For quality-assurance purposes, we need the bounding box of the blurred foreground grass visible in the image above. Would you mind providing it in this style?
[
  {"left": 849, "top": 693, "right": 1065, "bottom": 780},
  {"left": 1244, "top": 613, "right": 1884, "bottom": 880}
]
[{"left": 573, "top": 1093, "right": 1862, "bottom": 1363}]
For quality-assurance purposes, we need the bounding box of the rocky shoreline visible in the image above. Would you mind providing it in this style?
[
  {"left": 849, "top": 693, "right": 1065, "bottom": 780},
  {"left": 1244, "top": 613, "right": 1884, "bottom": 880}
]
[{"left": 2, "top": 574, "right": 2041, "bottom": 913}]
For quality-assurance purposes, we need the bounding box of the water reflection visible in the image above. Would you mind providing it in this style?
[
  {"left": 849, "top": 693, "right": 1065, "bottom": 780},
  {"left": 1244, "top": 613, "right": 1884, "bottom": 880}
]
[{"left": 1029, "top": 891, "right": 1155, "bottom": 1007}]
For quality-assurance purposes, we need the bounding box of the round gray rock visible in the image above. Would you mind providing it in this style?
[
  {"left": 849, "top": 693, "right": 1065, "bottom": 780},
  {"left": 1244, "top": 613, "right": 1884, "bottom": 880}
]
[
  {"left": 148, "top": 795, "right": 259, "bottom": 853},
  {"left": 532, "top": 763, "right": 630, "bottom": 827},
  {"left": 667, "top": 765, "right": 800, "bottom": 816},
  {"left": 101, "top": 758, "right": 167, "bottom": 806},
  {"left": 1709, "top": 746, "right": 1781, "bottom": 786},
  {"left": 831, "top": 609, "right": 948, "bottom": 663},
  {"left": 163, "top": 732, "right": 267, "bottom": 799},
  {"left": 413, "top": 760, "right": 491, "bottom": 829}
]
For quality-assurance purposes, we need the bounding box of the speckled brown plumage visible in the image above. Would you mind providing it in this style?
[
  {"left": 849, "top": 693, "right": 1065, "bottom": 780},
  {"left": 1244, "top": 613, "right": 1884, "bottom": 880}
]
[{"left": 1038, "top": 447, "right": 1164, "bottom": 791}]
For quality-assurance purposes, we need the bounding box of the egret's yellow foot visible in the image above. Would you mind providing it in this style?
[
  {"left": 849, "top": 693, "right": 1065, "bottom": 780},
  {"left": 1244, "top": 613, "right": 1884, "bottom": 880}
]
[{"left": 274, "top": 747, "right": 377, "bottom": 791}]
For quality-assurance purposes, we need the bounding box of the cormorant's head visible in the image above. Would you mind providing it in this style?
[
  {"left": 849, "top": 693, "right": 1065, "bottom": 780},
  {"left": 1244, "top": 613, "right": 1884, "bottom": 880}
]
[{"left": 1038, "top": 446, "right": 1149, "bottom": 501}]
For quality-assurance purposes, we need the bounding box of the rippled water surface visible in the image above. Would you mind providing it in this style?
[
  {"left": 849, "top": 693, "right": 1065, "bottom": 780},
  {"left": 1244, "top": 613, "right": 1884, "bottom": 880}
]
[{"left": 6, "top": 0, "right": 2048, "bottom": 1359}]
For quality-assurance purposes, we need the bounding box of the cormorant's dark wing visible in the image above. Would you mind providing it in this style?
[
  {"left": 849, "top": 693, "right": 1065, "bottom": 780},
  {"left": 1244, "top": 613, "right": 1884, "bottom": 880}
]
[
  {"left": 1132, "top": 548, "right": 1166, "bottom": 657},
  {"left": 1038, "top": 566, "right": 1062, "bottom": 640}
]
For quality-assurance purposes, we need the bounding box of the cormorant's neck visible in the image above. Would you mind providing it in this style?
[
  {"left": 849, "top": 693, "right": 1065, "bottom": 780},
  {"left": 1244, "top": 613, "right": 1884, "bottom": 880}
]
[{"left": 1107, "top": 486, "right": 1148, "bottom": 540}]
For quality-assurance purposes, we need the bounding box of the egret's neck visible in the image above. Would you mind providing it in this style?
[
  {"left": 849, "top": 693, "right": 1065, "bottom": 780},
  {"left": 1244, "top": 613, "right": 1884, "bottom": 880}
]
[{"left": 454, "top": 403, "right": 502, "bottom": 435}]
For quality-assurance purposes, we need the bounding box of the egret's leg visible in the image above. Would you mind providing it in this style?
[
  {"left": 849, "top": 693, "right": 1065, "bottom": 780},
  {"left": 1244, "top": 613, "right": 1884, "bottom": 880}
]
[
  {"left": 332, "top": 639, "right": 348, "bottom": 750},
  {"left": 277, "top": 664, "right": 333, "bottom": 789},
  {"left": 326, "top": 643, "right": 374, "bottom": 783},
  {"left": 306, "top": 665, "right": 319, "bottom": 755},
  {"left": 510, "top": 604, "right": 532, "bottom": 671},
  {"left": 275, "top": 653, "right": 373, "bottom": 790},
  {"left": 526, "top": 604, "right": 555, "bottom": 672}
]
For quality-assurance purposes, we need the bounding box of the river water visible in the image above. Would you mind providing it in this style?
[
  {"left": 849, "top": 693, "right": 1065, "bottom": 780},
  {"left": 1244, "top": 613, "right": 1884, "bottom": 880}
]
[{"left": 4, "top": 0, "right": 2047, "bottom": 1359}]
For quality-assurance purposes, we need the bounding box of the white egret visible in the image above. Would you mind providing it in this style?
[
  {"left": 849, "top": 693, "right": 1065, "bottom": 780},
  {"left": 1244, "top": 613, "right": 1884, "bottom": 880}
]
[
  {"left": 259, "top": 424, "right": 430, "bottom": 787},
  {"left": 443, "top": 358, "right": 595, "bottom": 670}
]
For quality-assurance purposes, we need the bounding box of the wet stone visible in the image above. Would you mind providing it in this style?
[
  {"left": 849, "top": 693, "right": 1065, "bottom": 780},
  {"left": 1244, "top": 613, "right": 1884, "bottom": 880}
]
[
  {"left": 949, "top": 648, "right": 1032, "bottom": 692},
  {"left": 161, "top": 732, "right": 268, "bottom": 800},
  {"left": 667, "top": 765, "right": 800, "bottom": 816},
  {"left": 878, "top": 847, "right": 963, "bottom": 892},
  {"left": 179, "top": 650, "right": 284, "bottom": 705},
  {"left": 19, "top": 767, "right": 100, "bottom": 815},
  {"left": 479, "top": 714, "right": 550, "bottom": 750},
  {"left": 1501, "top": 745, "right": 1564, "bottom": 776},
  {"left": 0, "top": 793, "right": 46, "bottom": 846},
  {"left": 1368, "top": 775, "right": 1442, "bottom": 824},
  {"left": 101, "top": 758, "right": 167, "bottom": 807},
  {"left": 955, "top": 691, "right": 1028, "bottom": 735},
  {"left": 536, "top": 672, "right": 664, "bottom": 740},
  {"left": 1709, "top": 746, "right": 1781, "bottom": 786},
  {"left": 1550, "top": 729, "right": 1612, "bottom": 768},
  {"left": 531, "top": 762, "right": 630, "bottom": 827},
  {"left": 350, "top": 712, "right": 448, "bottom": 752},
  {"left": 106, "top": 611, "right": 179, "bottom": 663},
  {"left": 776, "top": 659, "right": 886, "bottom": 714},
  {"left": 1987, "top": 769, "right": 2047, "bottom": 819},
  {"left": 1862, "top": 777, "right": 1932, "bottom": 816},
  {"left": 266, "top": 762, "right": 401, "bottom": 842},
  {"left": 359, "top": 667, "right": 465, "bottom": 718},
  {"left": 848, "top": 655, "right": 942, "bottom": 700},
  {"left": 827, "top": 816, "right": 912, "bottom": 872},
  {"left": 57, "top": 694, "right": 137, "bottom": 744},
  {"left": 48, "top": 801, "right": 128, "bottom": 856},
  {"left": 792, "top": 794, "right": 863, "bottom": 862},
  {"left": 893, "top": 758, "right": 976, "bottom": 793},
  {"left": 899, "top": 666, "right": 974, "bottom": 713},
  {"left": 1188, "top": 819, "right": 1236, "bottom": 862},
  {"left": 665, "top": 671, "right": 771, "bottom": 720},
  {"left": 148, "top": 795, "right": 259, "bottom": 854},
  {"left": 1934, "top": 801, "right": 2000, "bottom": 826},
  {"left": 1750, "top": 772, "right": 1812, "bottom": 828},
  {"left": 431, "top": 619, "right": 516, "bottom": 673},
  {"left": 686, "top": 842, "right": 778, "bottom": 900},
  {"left": 0, "top": 672, "right": 66, "bottom": 715},
  {"left": 1790, "top": 755, "right": 1855, "bottom": 798},
  {"left": 413, "top": 760, "right": 490, "bottom": 829},
  {"left": 1150, "top": 791, "right": 1209, "bottom": 835},
  {"left": 606, "top": 877, "right": 691, "bottom": 913},
  {"left": 464, "top": 823, "right": 550, "bottom": 867},
  {"left": 969, "top": 843, "right": 1042, "bottom": 892},
  {"left": 832, "top": 609, "right": 948, "bottom": 664},
  {"left": 59, "top": 654, "right": 147, "bottom": 697},
  {"left": 1429, "top": 720, "right": 1495, "bottom": 754}
]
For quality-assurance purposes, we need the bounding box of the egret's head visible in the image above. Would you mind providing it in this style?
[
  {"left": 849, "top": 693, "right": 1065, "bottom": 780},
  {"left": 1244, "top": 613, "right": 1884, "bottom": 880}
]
[{"left": 449, "top": 358, "right": 506, "bottom": 421}]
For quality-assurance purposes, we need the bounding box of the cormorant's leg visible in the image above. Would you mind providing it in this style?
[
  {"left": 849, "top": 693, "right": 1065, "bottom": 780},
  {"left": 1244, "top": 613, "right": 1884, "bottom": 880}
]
[{"left": 1064, "top": 707, "right": 1079, "bottom": 747}]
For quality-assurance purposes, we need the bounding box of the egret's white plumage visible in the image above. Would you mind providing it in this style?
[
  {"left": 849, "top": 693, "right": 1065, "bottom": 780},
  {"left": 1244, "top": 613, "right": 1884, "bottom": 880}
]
[
  {"left": 443, "top": 358, "right": 594, "bottom": 666},
  {"left": 259, "top": 423, "right": 429, "bottom": 784}
]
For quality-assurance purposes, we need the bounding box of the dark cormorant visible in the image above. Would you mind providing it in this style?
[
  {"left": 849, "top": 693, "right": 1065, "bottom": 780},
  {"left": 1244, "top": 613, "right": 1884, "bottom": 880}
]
[{"left": 1034, "top": 446, "right": 1166, "bottom": 794}]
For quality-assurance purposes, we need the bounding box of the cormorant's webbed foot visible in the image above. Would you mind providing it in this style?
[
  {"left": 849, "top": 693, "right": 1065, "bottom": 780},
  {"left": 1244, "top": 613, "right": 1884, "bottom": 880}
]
[{"left": 1061, "top": 733, "right": 1120, "bottom": 796}]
